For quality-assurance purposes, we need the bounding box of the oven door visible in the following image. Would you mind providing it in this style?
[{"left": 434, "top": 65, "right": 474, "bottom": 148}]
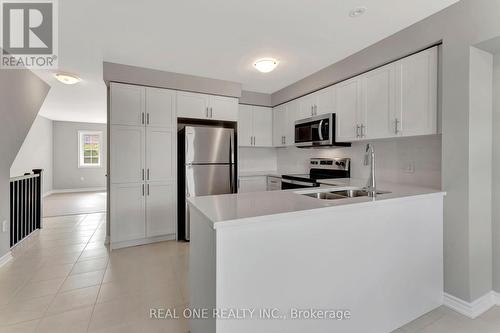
[
  {"left": 294, "top": 114, "right": 332, "bottom": 147},
  {"left": 281, "top": 178, "right": 319, "bottom": 190}
]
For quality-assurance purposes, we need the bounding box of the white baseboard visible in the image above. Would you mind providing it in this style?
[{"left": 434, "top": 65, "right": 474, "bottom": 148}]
[
  {"left": 48, "top": 187, "right": 106, "bottom": 195},
  {"left": 110, "top": 234, "right": 176, "bottom": 250},
  {"left": 0, "top": 251, "right": 13, "bottom": 268},
  {"left": 444, "top": 291, "right": 500, "bottom": 318}
]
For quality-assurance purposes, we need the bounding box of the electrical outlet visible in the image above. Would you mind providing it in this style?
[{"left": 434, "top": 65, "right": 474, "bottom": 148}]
[
  {"left": 404, "top": 162, "right": 415, "bottom": 174},
  {"left": 1, "top": 220, "right": 7, "bottom": 233}
]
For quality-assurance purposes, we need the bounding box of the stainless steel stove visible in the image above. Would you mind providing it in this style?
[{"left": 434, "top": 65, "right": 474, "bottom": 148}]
[{"left": 281, "top": 158, "right": 350, "bottom": 190}]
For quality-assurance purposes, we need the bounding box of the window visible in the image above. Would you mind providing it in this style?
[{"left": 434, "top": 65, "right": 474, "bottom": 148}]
[{"left": 78, "top": 131, "right": 102, "bottom": 168}]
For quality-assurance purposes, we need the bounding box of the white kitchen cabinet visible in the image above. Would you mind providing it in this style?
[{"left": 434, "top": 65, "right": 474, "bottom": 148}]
[
  {"left": 146, "top": 87, "right": 176, "bottom": 128},
  {"left": 177, "top": 91, "right": 238, "bottom": 121},
  {"left": 336, "top": 77, "right": 363, "bottom": 142},
  {"left": 110, "top": 83, "right": 145, "bottom": 126},
  {"left": 110, "top": 183, "right": 146, "bottom": 243},
  {"left": 110, "top": 84, "right": 177, "bottom": 248},
  {"left": 146, "top": 127, "right": 175, "bottom": 182},
  {"left": 395, "top": 47, "right": 438, "bottom": 137},
  {"left": 110, "top": 125, "right": 145, "bottom": 184},
  {"left": 298, "top": 86, "right": 336, "bottom": 118},
  {"left": 273, "top": 102, "right": 295, "bottom": 147},
  {"left": 146, "top": 181, "right": 176, "bottom": 237},
  {"left": 210, "top": 95, "right": 238, "bottom": 121},
  {"left": 238, "top": 105, "right": 273, "bottom": 147},
  {"left": 238, "top": 176, "right": 267, "bottom": 193},
  {"left": 360, "top": 63, "right": 396, "bottom": 139}
]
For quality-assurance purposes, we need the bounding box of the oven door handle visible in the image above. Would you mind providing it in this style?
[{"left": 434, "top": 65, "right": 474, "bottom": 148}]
[{"left": 281, "top": 178, "right": 317, "bottom": 187}]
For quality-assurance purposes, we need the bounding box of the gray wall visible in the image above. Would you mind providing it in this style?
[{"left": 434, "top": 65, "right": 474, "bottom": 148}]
[
  {"left": 272, "top": 0, "right": 500, "bottom": 302},
  {"left": 10, "top": 115, "right": 54, "bottom": 195},
  {"left": 493, "top": 53, "right": 500, "bottom": 291},
  {"left": 239, "top": 91, "right": 272, "bottom": 107},
  {"left": 53, "top": 121, "right": 107, "bottom": 190},
  {"left": 0, "top": 68, "right": 50, "bottom": 259}
]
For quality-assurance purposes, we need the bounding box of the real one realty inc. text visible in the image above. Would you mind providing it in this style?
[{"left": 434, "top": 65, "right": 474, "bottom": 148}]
[{"left": 150, "top": 307, "right": 352, "bottom": 321}]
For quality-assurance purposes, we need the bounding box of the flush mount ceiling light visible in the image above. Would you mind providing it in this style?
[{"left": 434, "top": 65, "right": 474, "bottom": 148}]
[
  {"left": 349, "top": 6, "right": 367, "bottom": 18},
  {"left": 55, "top": 73, "right": 81, "bottom": 85},
  {"left": 253, "top": 58, "right": 279, "bottom": 73}
]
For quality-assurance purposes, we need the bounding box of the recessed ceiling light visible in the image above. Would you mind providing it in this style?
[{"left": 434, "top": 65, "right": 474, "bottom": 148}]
[
  {"left": 55, "top": 73, "right": 81, "bottom": 85},
  {"left": 253, "top": 58, "right": 279, "bottom": 73},
  {"left": 349, "top": 6, "right": 367, "bottom": 18}
]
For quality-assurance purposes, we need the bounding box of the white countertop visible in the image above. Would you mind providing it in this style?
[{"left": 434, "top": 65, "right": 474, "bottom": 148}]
[
  {"left": 187, "top": 178, "right": 445, "bottom": 229},
  {"left": 238, "top": 170, "right": 281, "bottom": 177}
]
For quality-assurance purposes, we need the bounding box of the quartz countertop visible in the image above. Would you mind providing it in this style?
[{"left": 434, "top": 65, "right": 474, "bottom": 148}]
[{"left": 187, "top": 178, "right": 445, "bottom": 229}]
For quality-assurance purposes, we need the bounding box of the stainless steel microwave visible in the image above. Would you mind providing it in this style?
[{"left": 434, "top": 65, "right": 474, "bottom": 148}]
[{"left": 294, "top": 113, "right": 351, "bottom": 148}]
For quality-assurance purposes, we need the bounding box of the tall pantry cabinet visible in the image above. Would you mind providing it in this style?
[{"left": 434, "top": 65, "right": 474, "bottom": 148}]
[{"left": 109, "top": 83, "right": 177, "bottom": 249}]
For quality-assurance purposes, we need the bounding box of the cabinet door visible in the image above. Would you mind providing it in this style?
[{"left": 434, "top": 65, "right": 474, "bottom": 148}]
[
  {"left": 177, "top": 91, "right": 209, "bottom": 119},
  {"left": 210, "top": 95, "right": 238, "bottom": 121},
  {"left": 238, "top": 176, "right": 267, "bottom": 193},
  {"left": 315, "top": 85, "right": 336, "bottom": 115},
  {"left": 266, "top": 176, "right": 281, "bottom": 191},
  {"left": 336, "top": 78, "right": 362, "bottom": 142},
  {"left": 110, "top": 83, "right": 145, "bottom": 126},
  {"left": 362, "top": 64, "right": 396, "bottom": 139},
  {"left": 285, "top": 100, "right": 299, "bottom": 146},
  {"left": 298, "top": 94, "right": 315, "bottom": 119},
  {"left": 396, "top": 47, "right": 438, "bottom": 137},
  {"left": 253, "top": 106, "right": 273, "bottom": 147},
  {"left": 146, "top": 87, "right": 176, "bottom": 127},
  {"left": 110, "top": 125, "right": 145, "bottom": 184},
  {"left": 238, "top": 105, "right": 254, "bottom": 147},
  {"left": 273, "top": 105, "right": 286, "bottom": 147},
  {"left": 146, "top": 181, "right": 176, "bottom": 237},
  {"left": 146, "top": 127, "right": 174, "bottom": 182},
  {"left": 110, "top": 183, "right": 145, "bottom": 243}
]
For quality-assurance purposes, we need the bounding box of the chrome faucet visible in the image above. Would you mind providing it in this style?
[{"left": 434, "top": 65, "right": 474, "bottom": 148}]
[{"left": 364, "top": 143, "right": 376, "bottom": 197}]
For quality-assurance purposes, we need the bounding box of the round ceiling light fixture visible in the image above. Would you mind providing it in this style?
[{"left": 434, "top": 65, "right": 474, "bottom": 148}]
[
  {"left": 349, "top": 6, "right": 367, "bottom": 18},
  {"left": 253, "top": 58, "right": 279, "bottom": 73},
  {"left": 55, "top": 72, "right": 81, "bottom": 85}
]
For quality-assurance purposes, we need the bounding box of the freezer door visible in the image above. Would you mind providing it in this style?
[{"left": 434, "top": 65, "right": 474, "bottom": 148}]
[
  {"left": 185, "top": 126, "right": 234, "bottom": 164},
  {"left": 185, "top": 164, "right": 235, "bottom": 197}
]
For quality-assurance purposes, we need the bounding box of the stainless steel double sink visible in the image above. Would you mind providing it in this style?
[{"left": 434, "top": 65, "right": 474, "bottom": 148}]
[{"left": 302, "top": 189, "right": 391, "bottom": 200}]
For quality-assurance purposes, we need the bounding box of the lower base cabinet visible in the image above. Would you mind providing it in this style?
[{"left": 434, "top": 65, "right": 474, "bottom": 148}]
[
  {"left": 238, "top": 176, "right": 269, "bottom": 193},
  {"left": 110, "top": 182, "right": 176, "bottom": 248}
]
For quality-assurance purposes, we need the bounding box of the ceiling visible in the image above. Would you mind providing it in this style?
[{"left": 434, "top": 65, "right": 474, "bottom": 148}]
[{"left": 35, "top": 0, "right": 460, "bottom": 123}]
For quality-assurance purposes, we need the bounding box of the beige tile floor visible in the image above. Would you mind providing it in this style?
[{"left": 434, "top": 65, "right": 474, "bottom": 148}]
[
  {"left": 43, "top": 192, "right": 107, "bottom": 217},
  {"left": 0, "top": 213, "right": 189, "bottom": 332},
  {"left": 2, "top": 211, "right": 500, "bottom": 332}
]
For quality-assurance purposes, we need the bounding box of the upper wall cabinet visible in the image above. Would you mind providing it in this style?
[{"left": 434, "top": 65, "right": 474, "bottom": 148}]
[
  {"left": 146, "top": 87, "right": 176, "bottom": 128},
  {"left": 110, "top": 83, "right": 145, "bottom": 126},
  {"left": 273, "top": 101, "right": 296, "bottom": 147},
  {"left": 395, "top": 47, "right": 438, "bottom": 137},
  {"left": 238, "top": 105, "right": 273, "bottom": 147},
  {"left": 297, "top": 86, "right": 336, "bottom": 119},
  {"left": 177, "top": 91, "right": 238, "bottom": 121},
  {"left": 336, "top": 77, "right": 362, "bottom": 142}
]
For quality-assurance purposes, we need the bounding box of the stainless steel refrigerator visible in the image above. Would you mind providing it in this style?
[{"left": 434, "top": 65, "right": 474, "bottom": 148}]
[{"left": 178, "top": 126, "right": 237, "bottom": 240}]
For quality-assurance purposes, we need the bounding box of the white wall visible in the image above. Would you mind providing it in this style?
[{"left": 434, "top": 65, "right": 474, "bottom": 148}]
[
  {"left": 53, "top": 121, "right": 107, "bottom": 190},
  {"left": 239, "top": 148, "right": 277, "bottom": 173},
  {"left": 276, "top": 135, "right": 442, "bottom": 189},
  {"left": 493, "top": 52, "right": 500, "bottom": 292},
  {"left": 10, "top": 115, "right": 53, "bottom": 195}
]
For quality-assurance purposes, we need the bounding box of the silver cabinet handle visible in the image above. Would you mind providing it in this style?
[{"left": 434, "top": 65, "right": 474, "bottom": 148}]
[
  {"left": 142, "top": 184, "right": 145, "bottom": 196},
  {"left": 210, "top": 107, "right": 213, "bottom": 118},
  {"left": 147, "top": 183, "right": 150, "bottom": 196},
  {"left": 141, "top": 112, "right": 145, "bottom": 125},
  {"left": 147, "top": 169, "right": 150, "bottom": 180},
  {"left": 360, "top": 124, "right": 366, "bottom": 138},
  {"left": 314, "top": 105, "right": 318, "bottom": 115},
  {"left": 206, "top": 107, "right": 209, "bottom": 118},
  {"left": 356, "top": 125, "right": 360, "bottom": 138},
  {"left": 142, "top": 168, "right": 145, "bottom": 181},
  {"left": 146, "top": 113, "right": 150, "bottom": 125},
  {"left": 394, "top": 118, "right": 399, "bottom": 134},
  {"left": 311, "top": 105, "right": 314, "bottom": 116}
]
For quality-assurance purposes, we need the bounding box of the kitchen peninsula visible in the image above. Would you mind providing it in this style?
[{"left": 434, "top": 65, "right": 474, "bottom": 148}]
[{"left": 188, "top": 181, "right": 445, "bottom": 333}]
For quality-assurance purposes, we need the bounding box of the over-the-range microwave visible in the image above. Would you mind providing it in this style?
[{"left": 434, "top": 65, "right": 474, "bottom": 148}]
[{"left": 294, "top": 113, "right": 351, "bottom": 148}]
